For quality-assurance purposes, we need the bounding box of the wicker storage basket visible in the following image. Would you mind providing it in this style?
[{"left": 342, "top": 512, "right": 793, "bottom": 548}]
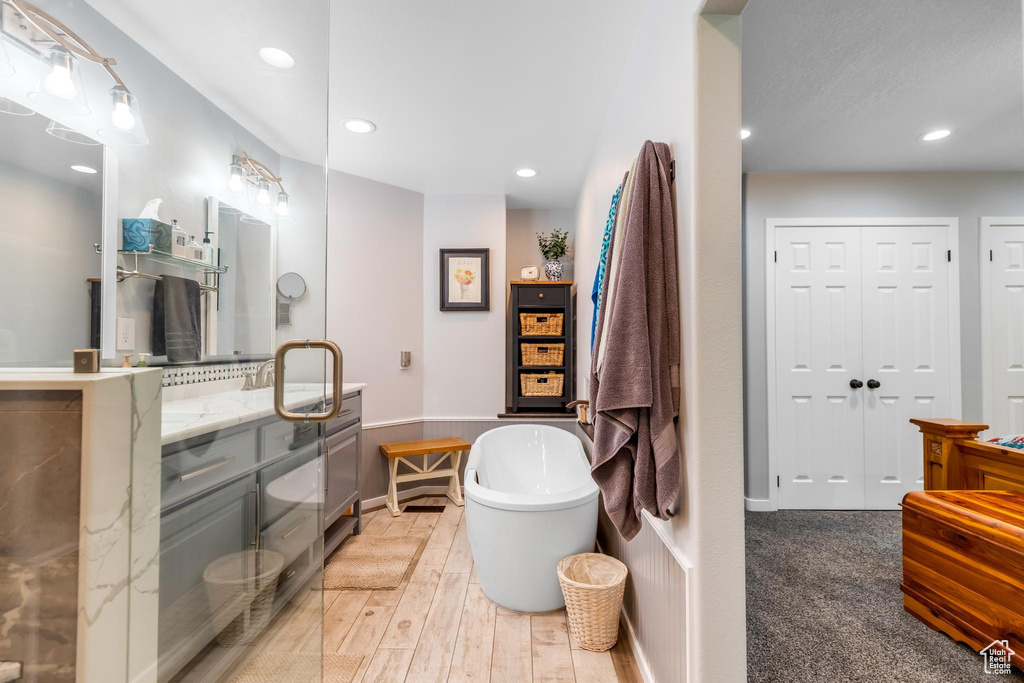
[
  {"left": 557, "top": 553, "right": 627, "bottom": 652},
  {"left": 521, "top": 342, "right": 565, "bottom": 366},
  {"left": 203, "top": 549, "right": 284, "bottom": 646},
  {"left": 520, "top": 372, "right": 564, "bottom": 397},
  {"left": 520, "top": 312, "right": 563, "bottom": 336}
]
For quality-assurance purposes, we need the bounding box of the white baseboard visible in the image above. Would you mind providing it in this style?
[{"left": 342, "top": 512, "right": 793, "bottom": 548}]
[
  {"left": 361, "top": 484, "right": 457, "bottom": 511},
  {"left": 744, "top": 496, "right": 773, "bottom": 511},
  {"left": 619, "top": 604, "right": 656, "bottom": 683}
]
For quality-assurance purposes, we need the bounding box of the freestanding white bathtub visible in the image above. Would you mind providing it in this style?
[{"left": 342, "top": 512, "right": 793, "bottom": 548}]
[{"left": 465, "top": 425, "right": 599, "bottom": 612}]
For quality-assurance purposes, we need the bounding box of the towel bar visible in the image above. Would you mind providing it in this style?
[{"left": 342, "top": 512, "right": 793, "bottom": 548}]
[{"left": 94, "top": 243, "right": 221, "bottom": 293}]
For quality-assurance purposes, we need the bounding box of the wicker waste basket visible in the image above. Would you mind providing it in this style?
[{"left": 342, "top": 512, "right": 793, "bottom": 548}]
[
  {"left": 203, "top": 549, "right": 285, "bottom": 646},
  {"left": 557, "top": 553, "right": 627, "bottom": 652}
]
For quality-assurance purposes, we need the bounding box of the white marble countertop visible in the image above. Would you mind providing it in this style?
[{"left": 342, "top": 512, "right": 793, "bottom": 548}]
[{"left": 161, "top": 381, "right": 366, "bottom": 445}]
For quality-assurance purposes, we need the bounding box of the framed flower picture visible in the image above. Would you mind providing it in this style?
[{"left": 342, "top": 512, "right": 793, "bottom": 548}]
[{"left": 440, "top": 248, "right": 490, "bottom": 311}]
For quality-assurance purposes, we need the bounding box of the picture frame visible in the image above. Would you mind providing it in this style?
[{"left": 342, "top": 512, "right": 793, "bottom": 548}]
[{"left": 440, "top": 248, "right": 490, "bottom": 311}]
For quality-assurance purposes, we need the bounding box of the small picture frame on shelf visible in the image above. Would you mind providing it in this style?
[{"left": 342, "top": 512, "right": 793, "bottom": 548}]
[{"left": 440, "top": 248, "right": 489, "bottom": 311}]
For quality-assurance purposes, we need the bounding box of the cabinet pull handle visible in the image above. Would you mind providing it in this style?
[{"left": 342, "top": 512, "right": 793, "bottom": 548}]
[
  {"left": 281, "top": 516, "right": 310, "bottom": 539},
  {"left": 538, "top": 292, "right": 545, "bottom": 299},
  {"left": 283, "top": 569, "right": 296, "bottom": 580},
  {"left": 255, "top": 482, "right": 262, "bottom": 550},
  {"left": 179, "top": 457, "right": 236, "bottom": 481}
]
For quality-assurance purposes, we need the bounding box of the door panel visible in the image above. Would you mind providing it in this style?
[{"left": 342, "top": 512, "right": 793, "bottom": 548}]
[
  {"left": 987, "top": 221, "right": 1024, "bottom": 436},
  {"left": 775, "top": 227, "right": 865, "bottom": 509},
  {"left": 861, "top": 227, "right": 951, "bottom": 509}
]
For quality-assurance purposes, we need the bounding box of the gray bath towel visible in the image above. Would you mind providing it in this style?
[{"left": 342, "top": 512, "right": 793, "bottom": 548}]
[
  {"left": 590, "top": 140, "right": 680, "bottom": 541},
  {"left": 152, "top": 275, "right": 202, "bottom": 363}
]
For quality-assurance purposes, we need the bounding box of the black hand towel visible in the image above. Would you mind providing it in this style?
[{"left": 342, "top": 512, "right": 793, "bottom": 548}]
[{"left": 152, "top": 275, "right": 202, "bottom": 362}]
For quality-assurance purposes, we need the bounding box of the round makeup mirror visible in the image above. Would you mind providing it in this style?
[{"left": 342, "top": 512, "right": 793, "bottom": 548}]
[{"left": 277, "top": 272, "right": 306, "bottom": 300}]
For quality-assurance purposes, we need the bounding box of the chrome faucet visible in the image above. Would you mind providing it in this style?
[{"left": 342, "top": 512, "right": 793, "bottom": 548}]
[{"left": 242, "top": 359, "right": 276, "bottom": 390}]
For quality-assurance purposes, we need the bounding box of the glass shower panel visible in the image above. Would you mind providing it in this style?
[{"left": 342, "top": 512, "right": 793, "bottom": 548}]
[{"left": 0, "top": 0, "right": 330, "bottom": 680}]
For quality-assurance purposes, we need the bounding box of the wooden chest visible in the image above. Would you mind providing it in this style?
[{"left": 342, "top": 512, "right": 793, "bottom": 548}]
[{"left": 901, "top": 490, "right": 1024, "bottom": 670}]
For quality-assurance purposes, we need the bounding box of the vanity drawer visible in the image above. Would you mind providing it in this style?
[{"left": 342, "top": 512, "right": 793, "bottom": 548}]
[
  {"left": 518, "top": 286, "right": 565, "bottom": 307},
  {"left": 261, "top": 443, "right": 320, "bottom": 527},
  {"left": 327, "top": 392, "right": 361, "bottom": 435},
  {"left": 261, "top": 419, "right": 321, "bottom": 462},
  {"left": 162, "top": 429, "right": 258, "bottom": 509},
  {"left": 261, "top": 503, "right": 319, "bottom": 567}
]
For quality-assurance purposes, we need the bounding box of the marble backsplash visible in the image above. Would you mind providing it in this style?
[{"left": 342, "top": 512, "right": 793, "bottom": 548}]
[{"left": 0, "top": 390, "right": 82, "bottom": 682}]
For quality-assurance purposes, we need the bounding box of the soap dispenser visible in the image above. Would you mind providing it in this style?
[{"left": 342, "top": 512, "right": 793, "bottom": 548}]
[
  {"left": 202, "top": 231, "right": 215, "bottom": 266},
  {"left": 171, "top": 220, "right": 188, "bottom": 257}
]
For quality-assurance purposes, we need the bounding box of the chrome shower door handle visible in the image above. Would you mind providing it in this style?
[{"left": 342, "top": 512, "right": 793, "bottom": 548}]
[{"left": 274, "top": 339, "right": 343, "bottom": 423}]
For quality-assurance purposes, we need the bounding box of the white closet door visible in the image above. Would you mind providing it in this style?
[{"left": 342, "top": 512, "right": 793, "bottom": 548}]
[
  {"left": 986, "top": 220, "right": 1024, "bottom": 436},
  {"left": 775, "top": 227, "right": 865, "bottom": 509},
  {"left": 861, "top": 227, "right": 952, "bottom": 509}
]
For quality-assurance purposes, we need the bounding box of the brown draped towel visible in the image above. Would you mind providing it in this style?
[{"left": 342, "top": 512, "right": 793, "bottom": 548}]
[{"left": 589, "top": 140, "right": 680, "bottom": 541}]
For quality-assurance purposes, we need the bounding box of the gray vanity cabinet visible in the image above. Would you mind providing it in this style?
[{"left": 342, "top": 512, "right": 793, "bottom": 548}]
[{"left": 157, "top": 474, "right": 257, "bottom": 680}]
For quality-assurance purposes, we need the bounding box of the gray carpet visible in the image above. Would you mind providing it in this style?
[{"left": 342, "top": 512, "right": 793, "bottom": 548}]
[{"left": 746, "top": 510, "right": 1024, "bottom": 682}]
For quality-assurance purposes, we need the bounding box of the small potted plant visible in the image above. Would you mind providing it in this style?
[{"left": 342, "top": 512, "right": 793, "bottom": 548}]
[{"left": 537, "top": 228, "right": 569, "bottom": 281}]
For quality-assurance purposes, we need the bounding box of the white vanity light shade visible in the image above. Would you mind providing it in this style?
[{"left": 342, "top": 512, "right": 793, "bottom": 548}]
[
  {"left": 0, "top": 97, "right": 34, "bottom": 116},
  {"left": 45, "top": 119, "right": 101, "bottom": 145},
  {"left": 228, "top": 161, "right": 245, "bottom": 192},
  {"left": 342, "top": 118, "right": 376, "bottom": 133},
  {"left": 256, "top": 178, "right": 271, "bottom": 204},
  {"left": 259, "top": 47, "right": 295, "bottom": 69},
  {"left": 275, "top": 191, "right": 289, "bottom": 216},
  {"left": 28, "top": 47, "right": 90, "bottom": 117},
  {"left": 97, "top": 86, "right": 149, "bottom": 145}
]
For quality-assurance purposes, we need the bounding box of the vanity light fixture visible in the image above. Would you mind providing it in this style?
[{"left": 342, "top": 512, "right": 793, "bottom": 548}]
[
  {"left": 0, "top": 96, "right": 34, "bottom": 116},
  {"left": 255, "top": 178, "right": 271, "bottom": 205},
  {"left": 69, "top": 164, "right": 97, "bottom": 174},
  {"left": 342, "top": 118, "right": 376, "bottom": 134},
  {"left": 46, "top": 118, "right": 99, "bottom": 145},
  {"left": 3, "top": 0, "right": 149, "bottom": 144},
  {"left": 229, "top": 153, "right": 289, "bottom": 217},
  {"left": 259, "top": 47, "right": 295, "bottom": 69},
  {"left": 919, "top": 129, "right": 951, "bottom": 142},
  {"left": 741, "top": 128, "right": 751, "bottom": 140},
  {"left": 275, "top": 191, "right": 289, "bottom": 216},
  {"left": 515, "top": 167, "right": 538, "bottom": 178}
]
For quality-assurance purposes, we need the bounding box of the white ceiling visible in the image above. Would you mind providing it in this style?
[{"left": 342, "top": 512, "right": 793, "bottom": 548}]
[
  {"left": 742, "top": 0, "right": 1024, "bottom": 173},
  {"left": 86, "top": 0, "right": 649, "bottom": 209}
]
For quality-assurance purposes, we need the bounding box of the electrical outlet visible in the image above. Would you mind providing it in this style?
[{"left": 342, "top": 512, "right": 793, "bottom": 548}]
[{"left": 116, "top": 317, "right": 136, "bottom": 351}]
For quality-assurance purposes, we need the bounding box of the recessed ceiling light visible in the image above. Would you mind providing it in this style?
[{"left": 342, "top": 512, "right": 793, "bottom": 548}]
[
  {"left": 919, "top": 129, "right": 951, "bottom": 141},
  {"left": 259, "top": 47, "right": 295, "bottom": 69},
  {"left": 515, "top": 168, "right": 538, "bottom": 178},
  {"left": 69, "top": 164, "right": 97, "bottom": 174},
  {"left": 342, "top": 118, "right": 376, "bottom": 134},
  {"left": 740, "top": 129, "right": 751, "bottom": 140}
]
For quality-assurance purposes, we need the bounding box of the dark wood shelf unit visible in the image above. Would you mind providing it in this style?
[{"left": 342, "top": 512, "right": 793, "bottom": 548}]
[{"left": 507, "top": 282, "right": 576, "bottom": 414}]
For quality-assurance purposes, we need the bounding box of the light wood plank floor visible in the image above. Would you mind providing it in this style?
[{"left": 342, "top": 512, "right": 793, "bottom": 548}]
[{"left": 246, "top": 496, "right": 642, "bottom": 683}]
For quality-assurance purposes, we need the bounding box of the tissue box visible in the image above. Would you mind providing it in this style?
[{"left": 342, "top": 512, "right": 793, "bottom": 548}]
[{"left": 122, "top": 218, "right": 173, "bottom": 252}]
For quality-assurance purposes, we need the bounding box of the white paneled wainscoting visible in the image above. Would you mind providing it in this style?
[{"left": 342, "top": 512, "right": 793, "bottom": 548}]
[{"left": 576, "top": 424, "right": 692, "bottom": 683}]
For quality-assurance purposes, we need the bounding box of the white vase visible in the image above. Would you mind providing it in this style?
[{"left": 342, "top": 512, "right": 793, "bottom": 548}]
[{"left": 545, "top": 259, "right": 563, "bottom": 281}]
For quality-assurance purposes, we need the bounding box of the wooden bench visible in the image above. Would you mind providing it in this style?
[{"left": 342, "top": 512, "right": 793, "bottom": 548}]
[{"left": 379, "top": 437, "right": 471, "bottom": 517}]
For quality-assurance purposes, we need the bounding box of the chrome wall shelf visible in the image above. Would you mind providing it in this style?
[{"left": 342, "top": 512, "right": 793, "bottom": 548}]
[{"left": 94, "top": 243, "right": 225, "bottom": 293}]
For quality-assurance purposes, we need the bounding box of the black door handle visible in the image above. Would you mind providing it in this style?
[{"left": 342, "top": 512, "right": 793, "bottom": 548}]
[
  {"left": 867, "top": 379, "right": 881, "bottom": 389},
  {"left": 850, "top": 379, "right": 863, "bottom": 389}
]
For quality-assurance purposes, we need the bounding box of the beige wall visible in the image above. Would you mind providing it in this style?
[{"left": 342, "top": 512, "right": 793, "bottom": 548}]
[
  {"left": 505, "top": 208, "right": 576, "bottom": 284},
  {"left": 572, "top": 0, "right": 746, "bottom": 679}
]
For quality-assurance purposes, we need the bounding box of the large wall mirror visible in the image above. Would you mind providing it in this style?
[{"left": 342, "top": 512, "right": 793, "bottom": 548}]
[
  {"left": 0, "top": 104, "right": 105, "bottom": 366},
  {"left": 206, "top": 197, "right": 275, "bottom": 358}
]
